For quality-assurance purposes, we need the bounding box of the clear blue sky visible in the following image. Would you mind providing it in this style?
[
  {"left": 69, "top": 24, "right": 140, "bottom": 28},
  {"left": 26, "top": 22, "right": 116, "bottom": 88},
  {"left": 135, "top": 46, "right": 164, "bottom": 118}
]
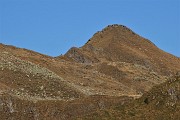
[{"left": 0, "top": 0, "right": 179, "bottom": 57}]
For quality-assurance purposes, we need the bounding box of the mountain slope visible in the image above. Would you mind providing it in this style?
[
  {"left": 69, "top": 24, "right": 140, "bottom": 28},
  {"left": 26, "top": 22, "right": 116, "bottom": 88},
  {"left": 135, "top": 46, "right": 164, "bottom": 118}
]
[
  {"left": 79, "top": 73, "right": 180, "bottom": 120},
  {"left": 57, "top": 24, "right": 179, "bottom": 96},
  {"left": 64, "top": 24, "right": 179, "bottom": 75},
  {"left": 0, "top": 24, "right": 180, "bottom": 119}
]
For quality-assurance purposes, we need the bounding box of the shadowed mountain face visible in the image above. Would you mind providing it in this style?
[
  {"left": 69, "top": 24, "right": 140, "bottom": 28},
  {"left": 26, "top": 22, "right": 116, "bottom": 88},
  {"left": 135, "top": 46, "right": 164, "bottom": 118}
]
[{"left": 0, "top": 24, "right": 180, "bottom": 119}]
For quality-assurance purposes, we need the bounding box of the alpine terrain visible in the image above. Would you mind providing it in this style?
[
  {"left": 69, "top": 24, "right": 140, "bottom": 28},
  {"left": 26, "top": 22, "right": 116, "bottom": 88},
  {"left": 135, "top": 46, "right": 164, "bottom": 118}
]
[{"left": 0, "top": 24, "right": 179, "bottom": 120}]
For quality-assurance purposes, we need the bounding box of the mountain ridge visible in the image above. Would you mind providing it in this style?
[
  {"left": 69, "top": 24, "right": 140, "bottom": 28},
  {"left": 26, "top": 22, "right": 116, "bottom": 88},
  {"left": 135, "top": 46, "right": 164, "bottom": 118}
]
[
  {"left": 63, "top": 24, "right": 179, "bottom": 76},
  {"left": 0, "top": 24, "right": 180, "bottom": 119}
]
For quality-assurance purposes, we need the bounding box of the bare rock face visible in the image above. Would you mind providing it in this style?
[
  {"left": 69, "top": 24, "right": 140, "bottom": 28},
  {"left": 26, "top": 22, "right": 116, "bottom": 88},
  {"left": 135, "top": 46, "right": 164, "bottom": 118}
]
[
  {"left": 0, "top": 24, "right": 180, "bottom": 119},
  {"left": 64, "top": 47, "right": 99, "bottom": 64}
]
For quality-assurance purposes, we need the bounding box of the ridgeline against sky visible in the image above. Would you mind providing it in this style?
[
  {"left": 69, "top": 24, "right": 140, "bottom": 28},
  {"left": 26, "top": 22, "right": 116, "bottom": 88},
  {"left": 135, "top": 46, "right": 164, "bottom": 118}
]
[
  {"left": 0, "top": 0, "right": 179, "bottom": 57},
  {"left": 0, "top": 23, "right": 180, "bottom": 119}
]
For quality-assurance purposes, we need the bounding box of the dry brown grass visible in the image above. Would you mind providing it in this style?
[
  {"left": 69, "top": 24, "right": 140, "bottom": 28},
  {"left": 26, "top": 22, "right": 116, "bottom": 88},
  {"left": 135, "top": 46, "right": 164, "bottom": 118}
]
[{"left": 0, "top": 24, "right": 179, "bottom": 119}]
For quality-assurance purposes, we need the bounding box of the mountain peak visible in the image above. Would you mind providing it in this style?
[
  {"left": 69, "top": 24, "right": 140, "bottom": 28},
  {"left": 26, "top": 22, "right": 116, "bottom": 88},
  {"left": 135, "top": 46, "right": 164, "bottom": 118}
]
[
  {"left": 85, "top": 24, "right": 137, "bottom": 46},
  {"left": 99, "top": 24, "right": 136, "bottom": 35},
  {"left": 1, "top": 25, "right": 180, "bottom": 119},
  {"left": 102, "top": 24, "right": 132, "bottom": 31},
  {"left": 76, "top": 24, "right": 179, "bottom": 75}
]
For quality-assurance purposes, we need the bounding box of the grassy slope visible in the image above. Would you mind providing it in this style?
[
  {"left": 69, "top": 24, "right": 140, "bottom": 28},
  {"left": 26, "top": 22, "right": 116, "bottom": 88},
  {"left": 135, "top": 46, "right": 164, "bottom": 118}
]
[{"left": 79, "top": 74, "right": 180, "bottom": 120}]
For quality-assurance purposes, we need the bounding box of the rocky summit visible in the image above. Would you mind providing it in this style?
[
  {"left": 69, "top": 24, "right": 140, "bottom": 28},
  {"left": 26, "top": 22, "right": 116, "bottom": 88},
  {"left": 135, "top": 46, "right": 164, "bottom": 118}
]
[{"left": 0, "top": 24, "right": 180, "bottom": 120}]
